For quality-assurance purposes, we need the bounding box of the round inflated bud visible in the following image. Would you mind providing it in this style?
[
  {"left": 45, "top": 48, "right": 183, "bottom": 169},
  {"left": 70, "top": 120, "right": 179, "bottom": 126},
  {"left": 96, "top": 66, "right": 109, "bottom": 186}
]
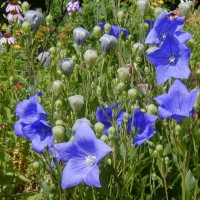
[
  {"left": 178, "top": 2, "right": 191, "bottom": 16},
  {"left": 32, "top": 161, "right": 40, "bottom": 169},
  {"left": 137, "top": 0, "right": 150, "bottom": 15},
  {"left": 104, "top": 23, "right": 111, "bottom": 34},
  {"left": 175, "top": 124, "right": 182, "bottom": 136},
  {"left": 100, "top": 135, "right": 109, "bottom": 143},
  {"left": 22, "top": 21, "right": 31, "bottom": 33},
  {"left": 133, "top": 43, "right": 145, "bottom": 57},
  {"left": 49, "top": 46, "right": 56, "bottom": 55},
  {"left": 117, "top": 67, "right": 130, "bottom": 82},
  {"left": 108, "top": 126, "right": 115, "bottom": 139},
  {"left": 21, "top": 1, "right": 30, "bottom": 12},
  {"left": 68, "top": 95, "right": 84, "bottom": 112},
  {"left": 55, "top": 119, "right": 64, "bottom": 126},
  {"left": 155, "top": 144, "right": 163, "bottom": 155},
  {"left": 93, "top": 26, "right": 102, "bottom": 38},
  {"left": 60, "top": 58, "right": 75, "bottom": 75},
  {"left": 123, "top": 113, "right": 129, "bottom": 123},
  {"left": 117, "top": 10, "right": 125, "bottom": 23},
  {"left": 55, "top": 100, "right": 63, "bottom": 111},
  {"left": 116, "top": 82, "right": 126, "bottom": 93},
  {"left": 165, "top": 156, "right": 169, "bottom": 165},
  {"left": 154, "top": 7, "right": 163, "bottom": 17},
  {"left": 52, "top": 80, "right": 63, "bottom": 94},
  {"left": 187, "top": 38, "right": 195, "bottom": 49},
  {"left": 94, "top": 122, "right": 105, "bottom": 135},
  {"left": 107, "top": 158, "right": 112, "bottom": 165},
  {"left": 128, "top": 88, "right": 137, "bottom": 101},
  {"left": 84, "top": 49, "right": 98, "bottom": 66},
  {"left": 53, "top": 125, "right": 65, "bottom": 142},
  {"left": 146, "top": 104, "right": 157, "bottom": 115},
  {"left": 45, "top": 14, "right": 53, "bottom": 26}
]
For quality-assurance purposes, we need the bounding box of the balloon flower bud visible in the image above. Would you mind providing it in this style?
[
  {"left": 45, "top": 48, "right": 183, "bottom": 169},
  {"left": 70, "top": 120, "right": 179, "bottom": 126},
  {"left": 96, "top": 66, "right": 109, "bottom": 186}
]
[
  {"left": 68, "top": 95, "right": 84, "bottom": 112},
  {"left": 154, "top": 7, "right": 163, "bottom": 18},
  {"left": 94, "top": 122, "right": 105, "bottom": 135},
  {"left": 99, "top": 34, "right": 118, "bottom": 52},
  {"left": 73, "top": 27, "right": 90, "bottom": 45},
  {"left": 117, "top": 67, "right": 130, "bottom": 82},
  {"left": 53, "top": 125, "right": 65, "bottom": 142},
  {"left": 46, "top": 14, "right": 53, "bottom": 26},
  {"left": 128, "top": 88, "right": 138, "bottom": 101},
  {"left": 178, "top": 2, "right": 191, "bottom": 16},
  {"left": 52, "top": 80, "right": 63, "bottom": 94},
  {"left": 117, "top": 10, "right": 125, "bottom": 23},
  {"left": 137, "top": 0, "right": 150, "bottom": 15},
  {"left": 37, "top": 52, "right": 51, "bottom": 67},
  {"left": 55, "top": 100, "right": 63, "bottom": 111},
  {"left": 60, "top": 58, "right": 75, "bottom": 75},
  {"left": 21, "top": 1, "right": 30, "bottom": 12},
  {"left": 22, "top": 21, "right": 31, "bottom": 33},
  {"left": 104, "top": 23, "right": 111, "bottom": 34},
  {"left": 133, "top": 43, "right": 145, "bottom": 57},
  {"left": 83, "top": 49, "right": 98, "bottom": 66},
  {"left": 24, "top": 10, "right": 44, "bottom": 31},
  {"left": 93, "top": 26, "right": 102, "bottom": 38},
  {"left": 72, "top": 118, "right": 92, "bottom": 133},
  {"left": 146, "top": 104, "right": 157, "bottom": 115}
]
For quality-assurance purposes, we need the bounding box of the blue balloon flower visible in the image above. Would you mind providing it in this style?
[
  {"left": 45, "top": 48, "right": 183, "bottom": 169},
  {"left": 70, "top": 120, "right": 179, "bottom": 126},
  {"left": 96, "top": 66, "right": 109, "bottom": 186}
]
[
  {"left": 55, "top": 123, "right": 112, "bottom": 188},
  {"left": 128, "top": 109, "right": 158, "bottom": 146},
  {"left": 154, "top": 80, "right": 200, "bottom": 122},
  {"left": 96, "top": 104, "right": 125, "bottom": 135},
  {"left": 95, "top": 22, "right": 129, "bottom": 38},
  {"left": 145, "top": 11, "right": 191, "bottom": 46},
  {"left": 146, "top": 34, "right": 191, "bottom": 85}
]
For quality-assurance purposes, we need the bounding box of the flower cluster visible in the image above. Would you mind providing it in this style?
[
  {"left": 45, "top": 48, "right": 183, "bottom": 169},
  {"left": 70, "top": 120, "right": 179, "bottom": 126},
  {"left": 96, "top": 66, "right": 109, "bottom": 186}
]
[
  {"left": 14, "top": 92, "right": 54, "bottom": 154},
  {"left": 66, "top": 0, "right": 81, "bottom": 16},
  {"left": 6, "top": 1, "right": 23, "bottom": 23}
]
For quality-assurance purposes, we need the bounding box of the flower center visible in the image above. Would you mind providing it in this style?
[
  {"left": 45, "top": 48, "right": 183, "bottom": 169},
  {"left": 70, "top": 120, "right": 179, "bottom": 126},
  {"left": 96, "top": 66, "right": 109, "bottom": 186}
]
[
  {"left": 161, "top": 33, "right": 166, "bottom": 40},
  {"left": 10, "top": 10, "right": 18, "bottom": 14},
  {"left": 85, "top": 155, "right": 96, "bottom": 166},
  {"left": 169, "top": 56, "right": 176, "bottom": 63},
  {"left": 176, "top": 108, "right": 180, "bottom": 112},
  {"left": 4, "top": 33, "right": 11, "bottom": 38}
]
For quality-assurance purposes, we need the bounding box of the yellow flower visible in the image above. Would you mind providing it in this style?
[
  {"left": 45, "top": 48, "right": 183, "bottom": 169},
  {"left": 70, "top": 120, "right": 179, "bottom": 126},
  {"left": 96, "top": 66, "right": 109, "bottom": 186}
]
[
  {"left": 35, "top": 33, "right": 43, "bottom": 38},
  {"left": 151, "top": 2, "right": 158, "bottom": 7},
  {"left": 157, "top": 0, "right": 164, "bottom": 5},
  {"left": 13, "top": 44, "right": 21, "bottom": 49}
]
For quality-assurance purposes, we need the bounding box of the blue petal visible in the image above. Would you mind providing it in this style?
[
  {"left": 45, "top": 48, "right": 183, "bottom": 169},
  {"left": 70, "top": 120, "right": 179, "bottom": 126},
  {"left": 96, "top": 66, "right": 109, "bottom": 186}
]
[
  {"left": 84, "top": 164, "right": 101, "bottom": 187},
  {"left": 157, "top": 106, "right": 173, "bottom": 119},
  {"left": 94, "top": 139, "right": 112, "bottom": 163},
  {"left": 74, "top": 123, "right": 96, "bottom": 155},
  {"left": 175, "top": 30, "right": 192, "bottom": 44},
  {"left": 55, "top": 141, "right": 80, "bottom": 163},
  {"left": 61, "top": 157, "right": 90, "bottom": 189},
  {"left": 116, "top": 110, "right": 125, "bottom": 126},
  {"left": 14, "top": 120, "right": 24, "bottom": 137},
  {"left": 121, "top": 28, "right": 129, "bottom": 37},
  {"left": 110, "top": 25, "right": 120, "bottom": 38},
  {"left": 96, "top": 106, "right": 113, "bottom": 125}
]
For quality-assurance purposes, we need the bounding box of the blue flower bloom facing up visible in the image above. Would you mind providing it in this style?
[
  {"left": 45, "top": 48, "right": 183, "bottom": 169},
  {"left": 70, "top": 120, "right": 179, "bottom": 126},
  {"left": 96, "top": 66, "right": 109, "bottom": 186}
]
[
  {"left": 146, "top": 34, "right": 191, "bottom": 85},
  {"left": 154, "top": 80, "right": 200, "bottom": 122},
  {"left": 145, "top": 11, "right": 191, "bottom": 46},
  {"left": 55, "top": 123, "right": 112, "bottom": 189},
  {"left": 95, "top": 22, "right": 129, "bottom": 38},
  {"left": 128, "top": 109, "right": 158, "bottom": 146},
  {"left": 96, "top": 104, "right": 125, "bottom": 135}
]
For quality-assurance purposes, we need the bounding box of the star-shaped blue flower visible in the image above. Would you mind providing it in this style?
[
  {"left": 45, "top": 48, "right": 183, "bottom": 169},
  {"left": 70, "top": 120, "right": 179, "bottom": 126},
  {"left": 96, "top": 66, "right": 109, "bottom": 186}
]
[
  {"left": 154, "top": 80, "right": 200, "bottom": 122},
  {"left": 95, "top": 22, "right": 129, "bottom": 38},
  {"left": 146, "top": 34, "right": 191, "bottom": 85},
  {"left": 96, "top": 104, "right": 125, "bottom": 135},
  {"left": 145, "top": 11, "right": 191, "bottom": 46},
  {"left": 128, "top": 109, "right": 158, "bottom": 146},
  {"left": 55, "top": 123, "right": 112, "bottom": 188}
]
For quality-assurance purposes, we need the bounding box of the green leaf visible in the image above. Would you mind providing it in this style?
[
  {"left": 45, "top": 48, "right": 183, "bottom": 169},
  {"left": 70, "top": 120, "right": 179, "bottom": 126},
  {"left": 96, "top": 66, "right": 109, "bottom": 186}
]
[
  {"left": 120, "top": 142, "right": 126, "bottom": 160},
  {"left": 185, "top": 169, "right": 196, "bottom": 193}
]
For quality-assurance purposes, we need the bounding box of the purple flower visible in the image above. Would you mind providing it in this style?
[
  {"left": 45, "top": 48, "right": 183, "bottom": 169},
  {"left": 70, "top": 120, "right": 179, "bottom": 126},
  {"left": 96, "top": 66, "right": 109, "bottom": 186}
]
[
  {"left": 55, "top": 123, "right": 112, "bottom": 188},
  {"left": 15, "top": 92, "right": 47, "bottom": 124},
  {"left": 95, "top": 22, "right": 129, "bottom": 38},
  {"left": 73, "top": 27, "right": 90, "bottom": 45},
  {"left": 48, "top": 146, "right": 61, "bottom": 168},
  {"left": 99, "top": 34, "right": 118, "bottom": 52},
  {"left": 145, "top": 11, "right": 191, "bottom": 46},
  {"left": 146, "top": 34, "right": 191, "bottom": 85},
  {"left": 154, "top": 80, "right": 200, "bottom": 122},
  {"left": 96, "top": 104, "right": 125, "bottom": 135},
  {"left": 66, "top": 0, "right": 81, "bottom": 16},
  {"left": 128, "top": 109, "right": 158, "bottom": 146}
]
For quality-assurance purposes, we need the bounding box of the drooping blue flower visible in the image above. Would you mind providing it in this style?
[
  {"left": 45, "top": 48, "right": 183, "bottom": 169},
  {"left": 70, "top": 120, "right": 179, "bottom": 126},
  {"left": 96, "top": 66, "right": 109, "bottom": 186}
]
[
  {"left": 128, "top": 109, "right": 158, "bottom": 146},
  {"left": 73, "top": 27, "right": 90, "bottom": 45},
  {"left": 154, "top": 80, "right": 200, "bottom": 122},
  {"left": 96, "top": 104, "right": 125, "bottom": 135},
  {"left": 15, "top": 92, "right": 47, "bottom": 124},
  {"left": 145, "top": 11, "right": 191, "bottom": 46},
  {"left": 95, "top": 22, "right": 129, "bottom": 38},
  {"left": 55, "top": 123, "right": 112, "bottom": 189},
  {"left": 146, "top": 34, "right": 191, "bottom": 85}
]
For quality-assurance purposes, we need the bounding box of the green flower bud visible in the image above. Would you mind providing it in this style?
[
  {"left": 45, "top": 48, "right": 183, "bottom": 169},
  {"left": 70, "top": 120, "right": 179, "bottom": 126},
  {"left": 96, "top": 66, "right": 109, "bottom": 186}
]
[
  {"left": 146, "top": 104, "right": 157, "bottom": 115},
  {"left": 68, "top": 95, "right": 84, "bottom": 112},
  {"left": 107, "top": 158, "right": 112, "bottom": 165},
  {"left": 155, "top": 144, "right": 163, "bottom": 155},
  {"left": 116, "top": 82, "right": 126, "bottom": 93},
  {"left": 53, "top": 125, "right": 65, "bottom": 142},
  {"left": 21, "top": 1, "right": 30, "bottom": 12},
  {"left": 55, "top": 119, "right": 64, "bottom": 126},
  {"left": 165, "top": 156, "right": 169, "bottom": 165},
  {"left": 123, "top": 113, "right": 129, "bottom": 123},
  {"left": 137, "top": 0, "right": 150, "bottom": 15},
  {"left": 128, "top": 88, "right": 137, "bottom": 101},
  {"left": 133, "top": 43, "right": 145, "bottom": 57},
  {"left": 104, "top": 23, "right": 111, "bottom": 34},
  {"left": 94, "top": 122, "right": 105, "bottom": 135},
  {"left": 49, "top": 46, "right": 56, "bottom": 55},
  {"left": 108, "top": 127, "right": 115, "bottom": 139},
  {"left": 93, "top": 26, "right": 102, "bottom": 38},
  {"left": 100, "top": 135, "right": 109, "bottom": 143},
  {"left": 52, "top": 80, "right": 63, "bottom": 94},
  {"left": 32, "top": 161, "right": 40, "bottom": 169},
  {"left": 117, "top": 67, "right": 130, "bottom": 82},
  {"left": 187, "top": 38, "right": 195, "bottom": 49},
  {"left": 22, "top": 21, "right": 32, "bottom": 33},
  {"left": 117, "top": 10, "right": 125, "bottom": 23},
  {"left": 83, "top": 49, "right": 98, "bottom": 66},
  {"left": 152, "top": 173, "right": 157, "bottom": 181},
  {"left": 178, "top": 2, "right": 191, "bottom": 16},
  {"left": 154, "top": 7, "right": 163, "bottom": 17},
  {"left": 45, "top": 14, "right": 53, "bottom": 26},
  {"left": 55, "top": 100, "right": 63, "bottom": 111}
]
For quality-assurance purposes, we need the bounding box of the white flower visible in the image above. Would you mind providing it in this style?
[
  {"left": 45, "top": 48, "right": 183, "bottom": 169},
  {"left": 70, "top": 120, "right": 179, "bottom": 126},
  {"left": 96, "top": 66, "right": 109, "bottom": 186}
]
[
  {"left": 0, "top": 33, "right": 16, "bottom": 45},
  {"left": 99, "top": 34, "right": 118, "bottom": 52},
  {"left": 73, "top": 27, "right": 90, "bottom": 45}
]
